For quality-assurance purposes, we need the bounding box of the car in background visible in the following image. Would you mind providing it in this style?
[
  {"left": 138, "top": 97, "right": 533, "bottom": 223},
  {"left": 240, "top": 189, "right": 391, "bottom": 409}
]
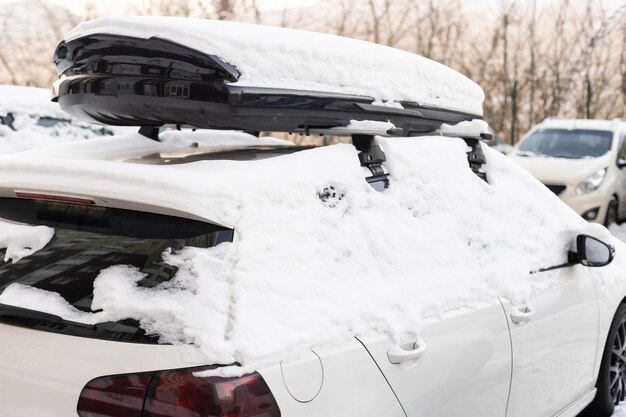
[
  {"left": 509, "top": 118, "right": 626, "bottom": 225},
  {"left": 0, "top": 85, "right": 124, "bottom": 154}
]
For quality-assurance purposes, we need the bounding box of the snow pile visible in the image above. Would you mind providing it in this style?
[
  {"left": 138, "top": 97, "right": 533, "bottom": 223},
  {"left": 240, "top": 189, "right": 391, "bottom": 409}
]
[
  {"left": 610, "top": 223, "right": 626, "bottom": 243},
  {"left": 64, "top": 17, "right": 484, "bottom": 115},
  {"left": 2, "top": 137, "right": 620, "bottom": 373},
  {"left": 0, "top": 220, "right": 55, "bottom": 263},
  {"left": 0, "top": 119, "right": 105, "bottom": 155},
  {"left": 0, "top": 85, "right": 115, "bottom": 155},
  {"left": 0, "top": 85, "right": 65, "bottom": 118},
  {"left": 0, "top": 284, "right": 94, "bottom": 322},
  {"left": 439, "top": 119, "right": 490, "bottom": 137},
  {"left": 158, "top": 129, "right": 292, "bottom": 148},
  {"left": 19, "top": 130, "right": 291, "bottom": 160}
]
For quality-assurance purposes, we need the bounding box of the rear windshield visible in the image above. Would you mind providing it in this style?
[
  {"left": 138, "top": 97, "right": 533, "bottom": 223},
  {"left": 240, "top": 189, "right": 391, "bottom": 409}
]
[
  {"left": 517, "top": 128, "right": 613, "bottom": 159},
  {"left": 0, "top": 198, "right": 232, "bottom": 343}
]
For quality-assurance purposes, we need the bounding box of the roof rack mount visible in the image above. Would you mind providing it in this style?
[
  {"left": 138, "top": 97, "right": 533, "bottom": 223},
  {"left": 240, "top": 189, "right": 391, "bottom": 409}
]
[{"left": 352, "top": 134, "right": 389, "bottom": 191}]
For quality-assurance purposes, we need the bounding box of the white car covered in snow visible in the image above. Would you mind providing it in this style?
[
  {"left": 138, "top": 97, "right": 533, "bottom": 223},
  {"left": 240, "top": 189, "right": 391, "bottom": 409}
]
[
  {"left": 0, "top": 17, "right": 625, "bottom": 417},
  {"left": 0, "top": 85, "right": 122, "bottom": 154}
]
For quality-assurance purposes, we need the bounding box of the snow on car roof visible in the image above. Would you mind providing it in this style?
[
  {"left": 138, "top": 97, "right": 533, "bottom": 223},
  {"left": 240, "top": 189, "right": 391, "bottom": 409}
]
[
  {"left": 64, "top": 17, "right": 485, "bottom": 116},
  {"left": 1, "top": 134, "right": 604, "bottom": 374},
  {"left": 18, "top": 130, "right": 293, "bottom": 160},
  {"left": 0, "top": 85, "right": 67, "bottom": 119}
]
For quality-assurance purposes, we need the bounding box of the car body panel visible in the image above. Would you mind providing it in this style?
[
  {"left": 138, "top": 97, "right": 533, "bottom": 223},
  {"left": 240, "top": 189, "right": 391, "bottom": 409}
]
[
  {"left": 259, "top": 339, "right": 405, "bottom": 417},
  {"left": 508, "top": 153, "right": 612, "bottom": 185},
  {"left": 357, "top": 302, "right": 511, "bottom": 417},
  {"left": 501, "top": 267, "right": 599, "bottom": 417},
  {"left": 0, "top": 322, "right": 404, "bottom": 417},
  {"left": 0, "top": 323, "right": 198, "bottom": 417},
  {"left": 592, "top": 236, "right": 626, "bottom": 383}
]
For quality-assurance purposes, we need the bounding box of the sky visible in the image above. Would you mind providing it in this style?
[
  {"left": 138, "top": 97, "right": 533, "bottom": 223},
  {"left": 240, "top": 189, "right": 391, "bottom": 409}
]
[
  {"left": 2, "top": 0, "right": 624, "bottom": 19},
  {"left": 37, "top": 0, "right": 320, "bottom": 16}
]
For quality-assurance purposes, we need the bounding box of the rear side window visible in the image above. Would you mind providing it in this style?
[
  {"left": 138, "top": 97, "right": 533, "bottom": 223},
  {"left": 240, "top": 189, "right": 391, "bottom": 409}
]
[{"left": 0, "top": 197, "right": 233, "bottom": 343}]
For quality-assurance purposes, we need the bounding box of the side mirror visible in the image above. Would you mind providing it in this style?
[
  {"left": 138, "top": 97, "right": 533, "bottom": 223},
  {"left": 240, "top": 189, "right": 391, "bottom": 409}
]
[
  {"left": 569, "top": 234, "right": 615, "bottom": 267},
  {"left": 618, "top": 158, "right": 626, "bottom": 169}
]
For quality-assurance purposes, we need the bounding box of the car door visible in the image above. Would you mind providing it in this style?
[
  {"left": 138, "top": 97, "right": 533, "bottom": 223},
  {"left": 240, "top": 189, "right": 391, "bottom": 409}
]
[
  {"left": 502, "top": 266, "right": 598, "bottom": 417},
  {"left": 357, "top": 301, "right": 512, "bottom": 417}
]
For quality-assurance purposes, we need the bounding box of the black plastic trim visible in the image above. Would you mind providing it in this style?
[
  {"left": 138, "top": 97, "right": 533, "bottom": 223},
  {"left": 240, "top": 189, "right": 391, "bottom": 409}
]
[
  {"left": 54, "top": 76, "right": 474, "bottom": 133},
  {"left": 54, "top": 34, "right": 240, "bottom": 82}
]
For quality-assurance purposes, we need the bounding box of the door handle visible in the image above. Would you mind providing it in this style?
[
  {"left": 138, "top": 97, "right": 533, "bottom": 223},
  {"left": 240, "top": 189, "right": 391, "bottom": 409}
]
[
  {"left": 510, "top": 304, "right": 534, "bottom": 324},
  {"left": 387, "top": 337, "right": 428, "bottom": 364}
]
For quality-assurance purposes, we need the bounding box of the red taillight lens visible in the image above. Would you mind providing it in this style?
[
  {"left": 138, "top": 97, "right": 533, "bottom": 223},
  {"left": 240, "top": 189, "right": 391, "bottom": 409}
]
[
  {"left": 77, "top": 372, "right": 154, "bottom": 417},
  {"left": 15, "top": 192, "right": 95, "bottom": 205},
  {"left": 144, "top": 368, "right": 281, "bottom": 417},
  {"left": 77, "top": 367, "right": 281, "bottom": 417}
]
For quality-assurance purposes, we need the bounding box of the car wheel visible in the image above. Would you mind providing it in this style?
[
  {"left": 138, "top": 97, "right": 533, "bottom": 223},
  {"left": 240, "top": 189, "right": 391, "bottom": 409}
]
[
  {"left": 605, "top": 198, "right": 619, "bottom": 226},
  {"left": 580, "top": 303, "right": 626, "bottom": 417}
]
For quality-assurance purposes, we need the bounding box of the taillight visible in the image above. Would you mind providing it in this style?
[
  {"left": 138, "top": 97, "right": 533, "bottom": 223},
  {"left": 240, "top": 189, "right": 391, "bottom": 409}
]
[
  {"left": 77, "top": 366, "right": 281, "bottom": 417},
  {"left": 77, "top": 372, "right": 153, "bottom": 417},
  {"left": 15, "top": 191, "right": 95, "bottom": 205}
]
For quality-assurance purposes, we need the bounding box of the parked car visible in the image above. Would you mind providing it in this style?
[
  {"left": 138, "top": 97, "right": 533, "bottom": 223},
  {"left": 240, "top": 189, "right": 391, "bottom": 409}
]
[
  {"left": 509, "top": 118, "right": 626, "bottom": 225},
  {"left": 1, "top": 17, "right": 625, "bottom": 417},
  {"left": 0, "top": 85, "right": 126, "bottom": 154}
]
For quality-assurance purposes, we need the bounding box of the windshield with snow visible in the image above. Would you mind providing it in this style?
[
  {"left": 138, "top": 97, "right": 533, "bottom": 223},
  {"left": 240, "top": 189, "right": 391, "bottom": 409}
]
[
  {"left": 0, "top": 198, "right": 232, "bottom": 343},
  {"left": 517, "top": 128, "right": 613, "bottom": 159}
]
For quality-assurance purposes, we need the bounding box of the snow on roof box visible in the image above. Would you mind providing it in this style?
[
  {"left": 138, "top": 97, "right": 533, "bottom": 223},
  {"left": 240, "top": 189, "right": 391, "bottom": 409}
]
[{"left": 53, "top": 17, "right": 484, "bottom": 133}]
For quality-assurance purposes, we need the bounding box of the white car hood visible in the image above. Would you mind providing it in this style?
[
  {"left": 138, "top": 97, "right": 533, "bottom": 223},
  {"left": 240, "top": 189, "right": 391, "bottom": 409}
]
[{"left": 509, "top": 152, "right": 611, "bottom": 185}]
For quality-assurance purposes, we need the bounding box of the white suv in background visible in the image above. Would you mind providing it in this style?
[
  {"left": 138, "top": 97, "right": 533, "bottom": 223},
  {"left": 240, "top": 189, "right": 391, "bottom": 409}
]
[{"left": 510, "top": 118, "right": 626, "bottom": 225}]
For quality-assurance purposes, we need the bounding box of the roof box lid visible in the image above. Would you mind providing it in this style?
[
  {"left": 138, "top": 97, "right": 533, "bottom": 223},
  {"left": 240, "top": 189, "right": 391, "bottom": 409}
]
[{"left": 61, "top": 17, "right": 484, "bottom": 117}]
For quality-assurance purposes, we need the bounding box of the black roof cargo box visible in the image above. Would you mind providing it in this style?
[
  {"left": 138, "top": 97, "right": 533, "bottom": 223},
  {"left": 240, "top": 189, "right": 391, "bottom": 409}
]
[{"left": 53, "top": 18, "right": 484, "bottom": 135}]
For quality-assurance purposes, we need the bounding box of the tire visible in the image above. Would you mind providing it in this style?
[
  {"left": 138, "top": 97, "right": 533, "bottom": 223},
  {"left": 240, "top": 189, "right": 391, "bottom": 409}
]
[
  {"left": 579, "top": 303, "right": 626, "bottom": 417},
  {"left": 605, "top": 197, "right": 619, "bottom": 226}
]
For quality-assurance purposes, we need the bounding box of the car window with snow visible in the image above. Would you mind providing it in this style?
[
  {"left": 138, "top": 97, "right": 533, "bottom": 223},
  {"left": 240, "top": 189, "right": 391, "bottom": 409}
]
[{"left": 0, "top": 198, "right": 232, "bottom": 343}]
